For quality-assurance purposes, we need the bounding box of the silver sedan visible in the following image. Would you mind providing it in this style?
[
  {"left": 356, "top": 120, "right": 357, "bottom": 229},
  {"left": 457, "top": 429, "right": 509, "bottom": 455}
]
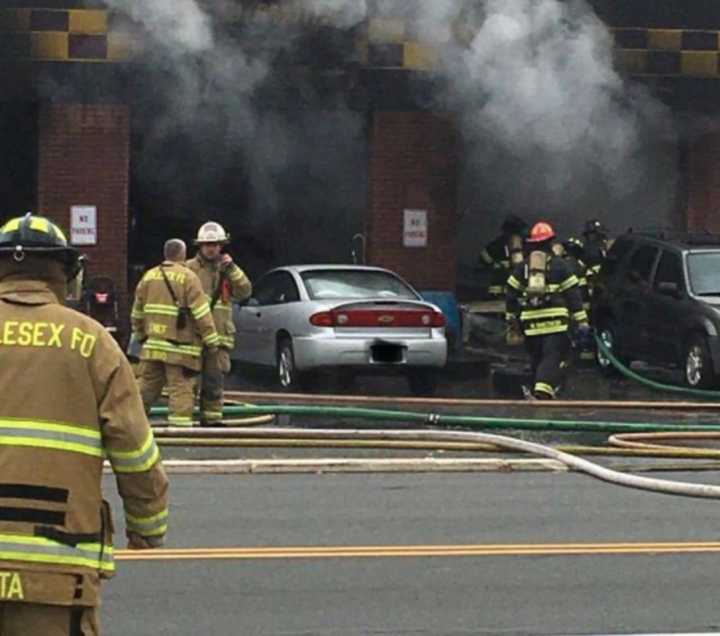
[{"left": 231, "top": 265, "right": 448, "bottom": 395}]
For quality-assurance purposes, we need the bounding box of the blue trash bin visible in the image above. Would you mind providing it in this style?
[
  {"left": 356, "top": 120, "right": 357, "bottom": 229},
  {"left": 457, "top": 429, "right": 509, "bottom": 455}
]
[{"left": 419, "top": 290, "right": 462, "bottom": 354}]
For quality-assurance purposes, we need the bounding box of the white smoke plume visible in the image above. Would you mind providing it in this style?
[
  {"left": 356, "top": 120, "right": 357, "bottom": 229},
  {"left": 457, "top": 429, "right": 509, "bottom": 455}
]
[{"left": 102, "top": 0, "right": 676, "bottom": 265}]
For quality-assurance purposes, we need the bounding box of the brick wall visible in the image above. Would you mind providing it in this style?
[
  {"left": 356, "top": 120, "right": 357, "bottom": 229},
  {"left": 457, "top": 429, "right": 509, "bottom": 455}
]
[
  {"left": 686, "top": 129, "right": 720, "bottom": 232},
  {"left": 366, "top": 111, "right": 458, "bottom": 291},
  {"left": 37, "top": 102, "right": 130, "bottom": 334}
]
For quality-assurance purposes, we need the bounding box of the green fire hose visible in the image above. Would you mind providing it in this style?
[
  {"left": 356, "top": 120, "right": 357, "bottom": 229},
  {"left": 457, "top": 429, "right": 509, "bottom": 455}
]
[
  {"left": 149, "top": 402, "right": 720, "bottom": 434},
  {"left": 594, "top": 334, "right": 720, "bottom": 400}
]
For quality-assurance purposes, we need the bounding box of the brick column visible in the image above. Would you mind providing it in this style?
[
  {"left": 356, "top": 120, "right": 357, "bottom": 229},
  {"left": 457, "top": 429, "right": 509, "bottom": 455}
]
[
  {"left": 37, "top": 103, "right": 130, "bottom": 333},
  {"left": 366, "top": 111, "right": 458, "bottom": 291},
  {"left": 686, "top": 129, "right": 720, "bottom": 232}
]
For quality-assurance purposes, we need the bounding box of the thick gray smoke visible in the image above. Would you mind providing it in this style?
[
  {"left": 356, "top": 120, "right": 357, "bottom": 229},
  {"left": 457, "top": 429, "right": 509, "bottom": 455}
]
[
  {"left": 104, "top": 0, "right": 367, "bottom": 270},
  {"left": 444, "top": 0, "right": 676, "bottom": 234},
  {"left": 105, "top": 0, "right": 676, "bottom": 269}
]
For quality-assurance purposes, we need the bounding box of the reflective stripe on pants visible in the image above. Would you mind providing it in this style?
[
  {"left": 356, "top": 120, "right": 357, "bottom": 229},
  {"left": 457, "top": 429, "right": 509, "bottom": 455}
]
[{"left": 525, "top": 332, "right": 571, "bottom": 399}]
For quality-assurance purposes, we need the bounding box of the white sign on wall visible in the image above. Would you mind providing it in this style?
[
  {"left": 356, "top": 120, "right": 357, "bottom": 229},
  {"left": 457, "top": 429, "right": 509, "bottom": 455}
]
[
  {"left": 403, "top": 209, "right": 428, "bottom": 248},
  {"left": 70, "top": 206, "right": 97, "bottom": 246}
]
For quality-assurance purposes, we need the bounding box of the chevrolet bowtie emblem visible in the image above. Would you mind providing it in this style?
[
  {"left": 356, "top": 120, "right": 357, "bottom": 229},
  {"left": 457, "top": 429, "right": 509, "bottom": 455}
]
[{"left": 378, "top": 315, "right": 395, "bottom": 324}]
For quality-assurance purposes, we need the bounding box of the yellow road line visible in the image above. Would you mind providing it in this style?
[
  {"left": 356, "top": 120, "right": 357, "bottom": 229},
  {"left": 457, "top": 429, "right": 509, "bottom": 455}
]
[{"left": 116, "top": 542, "right": 720, "bottom": 561}]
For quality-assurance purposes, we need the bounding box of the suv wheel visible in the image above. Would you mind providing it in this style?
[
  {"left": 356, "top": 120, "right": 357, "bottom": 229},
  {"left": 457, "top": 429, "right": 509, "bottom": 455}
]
[
  {"left": 683, "top": 335, "right": 715, "bottom": 389},
  {"left": 596, "top": 322, "right": 625, "bottom": 377}
]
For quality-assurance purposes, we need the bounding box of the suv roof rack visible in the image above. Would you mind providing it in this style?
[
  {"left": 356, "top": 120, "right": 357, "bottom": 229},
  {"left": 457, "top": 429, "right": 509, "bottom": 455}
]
[{"left": 626, "top": 227, "right": 720, "bottom": 246}]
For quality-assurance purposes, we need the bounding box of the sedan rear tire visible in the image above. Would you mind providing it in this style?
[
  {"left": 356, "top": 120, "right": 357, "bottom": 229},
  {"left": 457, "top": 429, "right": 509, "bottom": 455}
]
[{"left": 277, "top": 338, "right": 302, "bottom": 392}]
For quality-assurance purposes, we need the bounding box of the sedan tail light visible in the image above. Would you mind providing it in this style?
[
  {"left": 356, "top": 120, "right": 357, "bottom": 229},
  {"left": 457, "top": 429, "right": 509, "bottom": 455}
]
[
  {"left": 309, "top": 309, "right": 446, "bottom": 328},
  {"left": 309, "top": 312, "right": 334, "bottom": 327}
]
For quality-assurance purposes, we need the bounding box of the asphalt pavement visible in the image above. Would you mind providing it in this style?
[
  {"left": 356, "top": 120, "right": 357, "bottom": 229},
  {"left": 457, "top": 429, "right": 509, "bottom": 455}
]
[{"left": 101, "top": 472, "right": 720, "bottom": 635}]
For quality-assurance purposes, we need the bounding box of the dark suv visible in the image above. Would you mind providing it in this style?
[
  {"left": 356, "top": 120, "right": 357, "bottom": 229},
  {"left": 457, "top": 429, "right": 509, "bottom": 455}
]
[{"left": 592, "top": 230, "right": 720, "bottom": 388}]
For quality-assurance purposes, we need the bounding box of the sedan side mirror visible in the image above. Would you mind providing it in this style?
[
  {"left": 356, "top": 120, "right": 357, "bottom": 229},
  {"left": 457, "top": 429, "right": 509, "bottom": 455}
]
[{"left": 657, "top": 281, "right": 682, "bottom": 298}]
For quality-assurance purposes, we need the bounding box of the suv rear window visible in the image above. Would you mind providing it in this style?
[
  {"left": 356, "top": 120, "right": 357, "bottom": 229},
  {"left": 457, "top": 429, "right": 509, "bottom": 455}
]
[
  {"left": 653, "top": 250, "right": 684, "bottom": 290},
  {"left": 627, "top": 245, "right": 659, "bottom": 283},
  {"left": 687, "top": 253, "right": 720, "bottom": 296},
  {"left": 602, "top": 237, "right": 634, "bottom": 277}
]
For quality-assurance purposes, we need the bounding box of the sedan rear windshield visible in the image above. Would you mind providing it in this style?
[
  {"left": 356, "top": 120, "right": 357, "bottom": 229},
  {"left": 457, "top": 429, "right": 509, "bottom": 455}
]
[
  {"left": 687, "top": 253, "right": 720, "bottom": 296},
  {"left": 301, "top": 270, "right": 419, "bottom": 300}
]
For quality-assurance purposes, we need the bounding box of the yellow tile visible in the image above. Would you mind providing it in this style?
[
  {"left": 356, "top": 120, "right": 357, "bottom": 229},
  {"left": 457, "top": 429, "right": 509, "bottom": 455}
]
[
  {"left": 647, "top": 29, "right": 681, "bottom": 50},
  {"left": 31, "top": 32, "right": 68, "bottom": 60},
  {"left": 681, "top": 51, "right": 719, "bottom": 77},
  {"left": 403, "top": 41, "right": 438, "bottom": 71},
  {"left": 68, "top": 10, "right": 107, "bottom": 34},
  {"left": 367, "top": 17, "right": 406, "bottom": 43},
  {"left": 107, "top": 32, "right": 134, "bottom": 61},
  {"left": 616, "top": 49, "right": 648, "bottom": 74}
]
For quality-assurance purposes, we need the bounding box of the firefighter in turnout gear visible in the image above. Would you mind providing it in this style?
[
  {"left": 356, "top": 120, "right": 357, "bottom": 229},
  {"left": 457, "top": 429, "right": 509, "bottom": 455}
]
[
  {"left": 478, "top": 215, "right": 527, "bottom": 298},
  {"left": 132, "top": 239, "right": 220, "bottom": 426},
  {"left": 187, "top": 222, "right": 252, "bottom": 426},
  {"left": 506, "top": 222, "right": 590, "bottom": 399},
  {"left": 0, "top": 213, "right": 168, "bottom": 634},
  {"left": 582, "top": 218, "right": 610, "bottom": 289}
]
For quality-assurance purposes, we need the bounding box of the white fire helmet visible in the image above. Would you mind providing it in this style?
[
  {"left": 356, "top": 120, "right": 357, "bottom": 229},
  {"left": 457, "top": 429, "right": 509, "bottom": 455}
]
[{"left": 195, "top": 221, "right": 229, "bottom": 245}]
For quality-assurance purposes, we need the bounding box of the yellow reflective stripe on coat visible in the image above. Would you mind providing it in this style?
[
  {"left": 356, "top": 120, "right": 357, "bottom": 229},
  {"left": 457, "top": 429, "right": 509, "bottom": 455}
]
[
  {"left": 213, "top": 303, "right": 233, "bottom": 313},
  {"left": 557, "top": 275, "right": 579, "bottom": 292},
  {"left": 125, "top": 508, "right": 168, "bottom": 537},
  {"left": 520, "top": 307, "right": 569, "bottom": 320},
  {"left": 507, "top": 276, "right": 523, "bottom": 291},
  {"left": 204, "top": 333, "right": 221, "bottom": 346},
  {"left": 218, "top": 335, "right": 235, "bottom": 348},
  {"left": 192, "top": 302, "right": 211, "bottom": 320},
  {"left": 107, "top": 431, "right": 160, "bottom": 474},
  {"left": 0, "top": 533, "right": 114, "bottom": 573},
  {"left": 572, "top": 310, "right": 589, "bottom": 322},
  {"left": 131, "top": 308, "right": 144, "bottom": 320},
  {"left": 524, "top": 323, "right": 569, "bottom": 336},
  {"left": 143, "top": 339, "right": 202, "bottom": 358},
  {"left": 143, "top": 304, "right": 179, "bottom": 317},
  {"left": 168, "top": 415, "right": 193, "bottom": 427},
  {"left": 0, "top": 419, "right": 102, "bottom": 458},
  {"left": 479, "top": 249, "right": 494, "bottom": 265}
]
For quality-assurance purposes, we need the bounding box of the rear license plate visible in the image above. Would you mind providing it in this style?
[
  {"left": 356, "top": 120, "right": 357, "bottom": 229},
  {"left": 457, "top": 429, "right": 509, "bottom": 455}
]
[{"left": 370, "top": 344, "right": 406, "bottom": 364}]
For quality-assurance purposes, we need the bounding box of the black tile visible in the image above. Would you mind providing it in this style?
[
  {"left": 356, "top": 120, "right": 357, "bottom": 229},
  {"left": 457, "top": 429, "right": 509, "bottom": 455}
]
[
  {"left": 30, "top": 9, "right": 69, "bottom": 32},
  {"left": 69, "top": 34, "right": 107, "bottom": 59},
  {"left": 0, "top": 33, "right": 31, "bottom": 58},
  {"left": 368, "top": 43, "right": 404, "bottom": 67},
  {"left": 612, "top": 29, "right": 648, "bottom": 48},
  {"left": 682, "top": 31, "right": 719, "bottom": 51},
  {"left": 646, "top": 50, "right": 681, "bottom": 74}
]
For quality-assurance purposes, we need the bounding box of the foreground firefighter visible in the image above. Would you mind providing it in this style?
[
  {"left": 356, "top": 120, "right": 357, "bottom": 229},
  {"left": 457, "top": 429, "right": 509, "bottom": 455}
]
[
  {"left": 506, "top": 222, "right": 590, "bottom": 399},
  {"left": 0, "top": 214, "right": 169, "bottom": 634},
  {"left": 132, "top": 239, "right": 220, "bottom": 426},
  {"left": 187, "top": 222, "right": 252, "bottom": 426}
]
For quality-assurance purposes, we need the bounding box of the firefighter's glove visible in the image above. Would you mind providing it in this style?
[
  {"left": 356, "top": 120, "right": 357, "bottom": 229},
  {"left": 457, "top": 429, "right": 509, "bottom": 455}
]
[{"left": 127, "top": 531, "right": 165, "bottom": 550}]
